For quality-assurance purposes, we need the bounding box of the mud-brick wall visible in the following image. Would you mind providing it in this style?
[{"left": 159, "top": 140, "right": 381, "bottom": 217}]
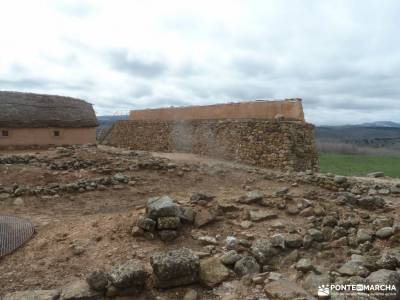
[{"left": 104, "top": 119, "right": 318, "bottom": 171}]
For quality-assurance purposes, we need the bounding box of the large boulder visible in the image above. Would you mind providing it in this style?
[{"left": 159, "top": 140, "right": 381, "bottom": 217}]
[
  {"left": 199, "top": 256, "right": 230, "bottom": 287},
  {"left": 146, "top": 196, "right": 180, "bottom": 220},
  {"left": 150, "top": 248, "right": 200, "bottom": 288},
  {"left": 108, "top": 259, "right": 148, "bottom": 290},
  {"left": 367, "top": 269, "right": 400, "bottom": 299}
]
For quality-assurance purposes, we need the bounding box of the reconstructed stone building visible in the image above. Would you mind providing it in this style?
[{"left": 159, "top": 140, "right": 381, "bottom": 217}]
[
  {"left": 0, "top": 91, "right": 97, "bottom": 149},
  {"left": 105, "top": 99, "right": 319, "bottom": 171}
]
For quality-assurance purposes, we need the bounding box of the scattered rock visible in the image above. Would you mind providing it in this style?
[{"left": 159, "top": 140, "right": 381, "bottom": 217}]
[
  {"left": 376, "top": 227, "right": 394, "bottom": 239},
  {"left": 13, "top": 197, "right": 24, "bottom": 206},
  {"left": 190, "top": 192, "right": 214, "bottom": 203},
  {"left": 239, "top": 220, "right": 253, "bottom": 229},
  {"left": 368, "top": 172, "right": 385, "bottom": 178},
  {"left": 338, "top": 260, "right": 370, "bottom": 277},
  {"left": 199, "top": 257, "right": 230, "bottom": 287},
  {"left": 86, "top": 270, "right": 109, "bottom": 291},
  {"left": 295, "top": 258, "right": 313, "bottom": 273},
  {"left": 179, "top": 207, "right": 195, "bottom": 223},
  {"left": 221, "top": 250, "right": 242, "bottom": 266},
  {"left": 251, "top": 239, "right": 278, "bottom": 265},
  {"left": 194, "top": 208, "right": 217, "bottom": 228},
  {"left": 270, "top": 234, "right": 286, "bottom": 249},
  {"left": 275, "top": 187, "right": 289, "bottom": 195},
  {"left": 285, "top": 234, "right": 303, "bottom": 248},
  {"left": 60, "top": 280, "right": 102, "bottom": 300},
  {"left": 264, "top": 279, "right": 312, "bottom": 300},
  {"left": 356, "top": 228, "right": 373, "bottom": 244},
  {"left": 334, "top": 176, "right": 347, "bottom": 184},
  {"left": 239, "top": 190, "right": 264, "bottom": 204},
  {"left": 198, "top": 236, "right": 218, "bottom": 245},
  {"left": 225, "top": 236, "right": 238, "bottom": 250},
  {"left": 183, "top": 289, "right": 198, "bottom": 300},
  {"left": 303, "top": 272, "right": 332, "bottom": 296},
  {"left": 307, "top": 229, "right": 324, "bottom": 242},
  {"left": 234, "top": 256, "right": 260, "bottom": 276},
  {"left": 0, "top": 193, "right": 10, "bottom": 200},
  {"left": 249, "top": 210, "right": 277, "bottom": 222}
]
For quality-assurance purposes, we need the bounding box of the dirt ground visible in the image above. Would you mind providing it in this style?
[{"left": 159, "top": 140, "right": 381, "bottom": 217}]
[{"left": 0, "top": 146, "right": 399, "bottom": 299}]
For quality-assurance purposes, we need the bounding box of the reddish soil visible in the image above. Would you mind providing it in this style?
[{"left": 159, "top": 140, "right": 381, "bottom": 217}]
[{"left": 0, "top": 146, "right": 399, "bottom": 299}]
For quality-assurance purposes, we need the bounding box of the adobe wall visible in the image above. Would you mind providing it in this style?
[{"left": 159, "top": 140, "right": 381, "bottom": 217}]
[
  {"left": 0, "top": 127, "right": 97, "bottom": 149},
  {"left": 130, "top": 99, "right": 305, "bottom": 121},
  {"left": 104, "top": 120, "right": 318, "bottom": 171}
]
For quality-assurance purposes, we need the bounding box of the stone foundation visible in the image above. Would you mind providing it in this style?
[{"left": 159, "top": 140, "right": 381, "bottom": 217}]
[{"left": 103, "top": 119, "right": 318, "bottom": 171}]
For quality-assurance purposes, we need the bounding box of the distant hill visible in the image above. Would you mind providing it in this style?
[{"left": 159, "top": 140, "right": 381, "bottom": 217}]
[
  {"left": 352, "top": 121, "right": 400, "bottom": 128},
  {"left": 97, "top": 115, "right": 129, "bottom": 125},
  {"left": 96, "top": 115, "right": 129, "bottom": 141},
  {"left": 316, "top": 122, "right": 400, "bottom": 155}
]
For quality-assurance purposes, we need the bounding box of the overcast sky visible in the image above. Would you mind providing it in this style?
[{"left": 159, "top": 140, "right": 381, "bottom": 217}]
[{"left": 1, "top": 0, "right": 399, "bottom": 125}]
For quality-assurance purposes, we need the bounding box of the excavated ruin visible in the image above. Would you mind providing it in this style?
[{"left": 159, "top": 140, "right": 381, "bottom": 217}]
[{"left": 0, "top": 145, "right": 399, "bottom": 299}]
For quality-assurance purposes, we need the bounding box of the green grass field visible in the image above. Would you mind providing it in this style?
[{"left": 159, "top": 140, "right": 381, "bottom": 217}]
[{"left": 319, "top": 153, "right": 400, "bottom": 178}]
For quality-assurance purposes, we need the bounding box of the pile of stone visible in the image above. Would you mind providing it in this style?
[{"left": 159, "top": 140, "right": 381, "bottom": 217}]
[{"left": 133, "top": 195, "right": 193, "bottom": 242}]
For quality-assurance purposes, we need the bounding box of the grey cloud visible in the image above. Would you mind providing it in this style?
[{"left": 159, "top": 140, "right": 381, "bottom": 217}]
[
  {"left": 144, "top": 97, "right": 190, "bottom": 108},
  {"left": 232, "top": 57, "right": 276, "bottom": 77},
  {"left": 0, "top": 77, "right": 94, "bottom": 92},
  {"left": 52, "top": 1, "right": 95, "bottom": 18},
  {"left": 108, "top": 50, "right": 168, "bottom": 78}
]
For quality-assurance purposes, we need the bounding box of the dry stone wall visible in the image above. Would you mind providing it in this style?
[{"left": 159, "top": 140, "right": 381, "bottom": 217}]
[{"left": 103, "top": 119, "right": 318, "bottom": 171}]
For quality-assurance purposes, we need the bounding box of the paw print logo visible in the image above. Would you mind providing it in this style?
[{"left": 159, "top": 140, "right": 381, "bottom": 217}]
[{"left": 318, "top": 285, "right": 330, "bottom": 297}]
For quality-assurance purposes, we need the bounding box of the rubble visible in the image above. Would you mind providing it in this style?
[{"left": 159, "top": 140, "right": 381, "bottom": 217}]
[{"left": 1, "top": 145, "right": 400, "bottom": 300}]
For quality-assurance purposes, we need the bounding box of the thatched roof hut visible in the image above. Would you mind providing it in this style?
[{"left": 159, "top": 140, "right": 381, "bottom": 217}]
[{"left": 0, "top": 91, "right": 97, "bottom": 128}]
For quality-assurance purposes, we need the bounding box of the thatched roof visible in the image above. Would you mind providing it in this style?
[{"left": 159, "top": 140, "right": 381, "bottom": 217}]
[{"left": 0, "top": 91, "right": 97, "bottom": 128}]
